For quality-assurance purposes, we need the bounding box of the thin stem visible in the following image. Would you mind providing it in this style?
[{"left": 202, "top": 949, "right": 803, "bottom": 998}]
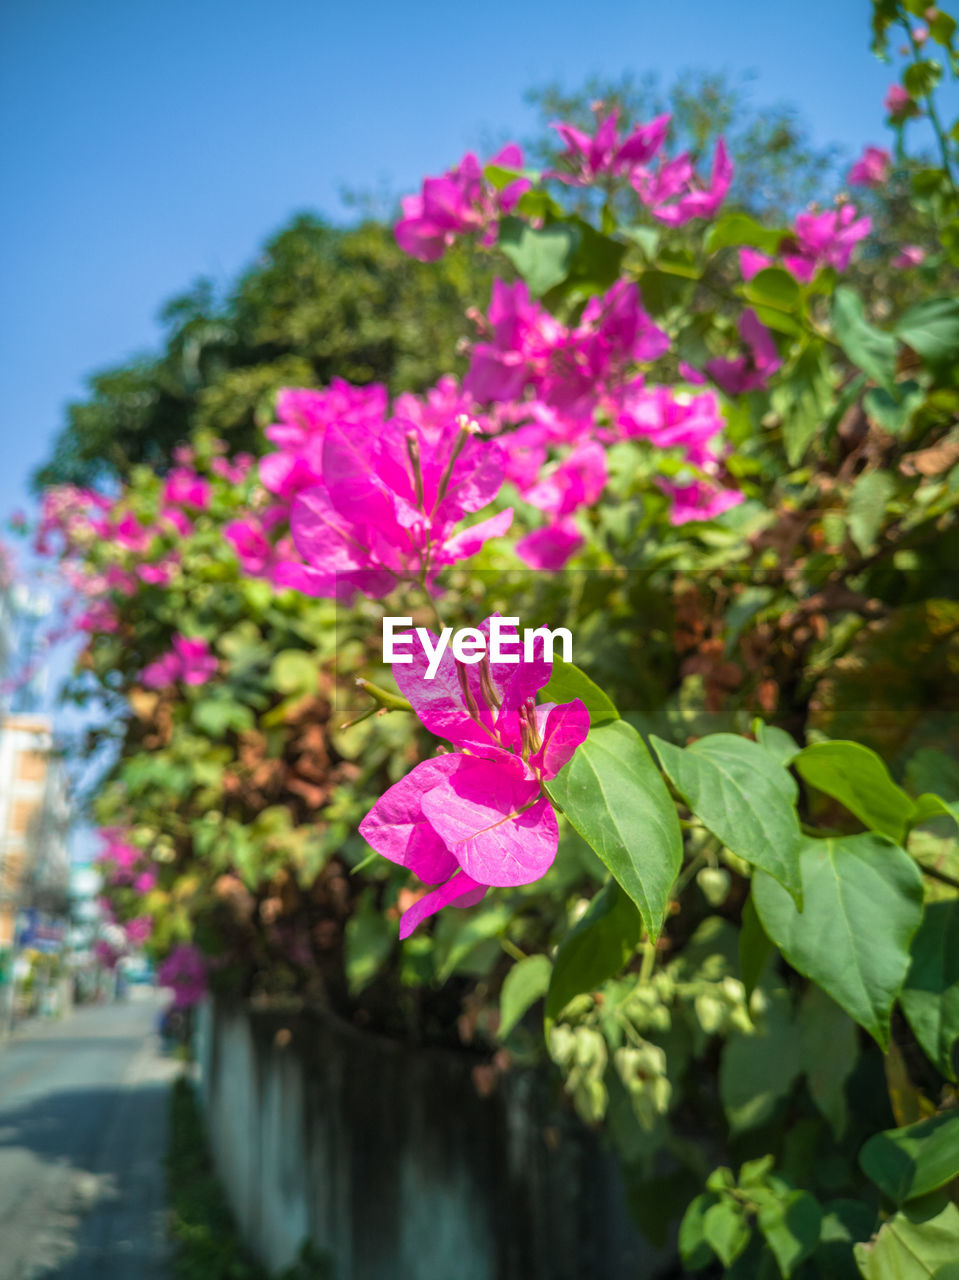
[
  {"left": 500, "top": 937, "right": 528, "bottom": 963},
  {"left": 639, "top": 933, "right": 657, "bottom": 984},
  {"left": 902, "top": 21, "right": 959, "bottom": 204},
  {"left": 920, "top": 862, "right": 959, "bottom": 892}
]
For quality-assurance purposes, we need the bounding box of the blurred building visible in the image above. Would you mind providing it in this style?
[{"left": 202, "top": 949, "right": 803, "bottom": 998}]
[{"left": 0, "top": 715, "right": 71, "bottom": 956}]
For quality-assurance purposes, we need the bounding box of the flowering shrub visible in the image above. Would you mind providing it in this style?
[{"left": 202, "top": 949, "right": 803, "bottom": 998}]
[{"left": 32, "top": 0, "right": 959, "bottom": 1273}]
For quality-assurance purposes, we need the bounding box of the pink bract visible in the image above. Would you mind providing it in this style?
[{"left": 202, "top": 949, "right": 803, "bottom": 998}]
[{"left": 358, "top": 617, "right": 589, "bottom": 937}]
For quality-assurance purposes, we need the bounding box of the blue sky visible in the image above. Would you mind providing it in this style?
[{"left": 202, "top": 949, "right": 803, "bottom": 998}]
[{"left": 0, "top": 0, "right": 930, "bottom": 529}]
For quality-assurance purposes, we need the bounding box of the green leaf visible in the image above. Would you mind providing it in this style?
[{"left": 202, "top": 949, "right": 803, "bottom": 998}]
[
  {"left": 498, "top": 954, "right": 551, "bottom": 1039},
  {"left": 740, "top": 893, "right": 773, "bottom": 999},
  {"left": 745, "top": 266, "right": 801, "bottom": 314},
  {"left": 896, "top": 299, "right": 959, "bottom": 368},
  {"left": 679, "top": 1193, "right": 719, "bottom": 1270},
  {"left": 546, "top": 720, "right": 682, "bottom": 940},
  {"left": 864, "top": 383, "right": 924, "bottom": 435},
  {"left": 498, "top": 216, "right": 578, "bottom": 296},
  {"left": 847, "top": 470, "right": 896, "bottom": 556},
  {"left": 794, "top": 740, "right": 916, "bottom": 842},
  {"left": 720, "top": 988, "right": 802, "bottom": 1132},
  {"left": 650, "top": 733, "right": 803, "bottom": 903},
  {"left": 752, "top": 834, "right": 924, "bottom": 1049},
  {"left": 798, "top": 985, "right": 859, "bottom": 1138},
  {"left": 900, "top": 900, "right": 959, "bottom": 1082},
  {"left": 541, "top": 659, "right": 619, "bottom": 726},
  {"left": 545, "top": 880, "right": 640, "bottom": 1023},
  {"left": 706, "top": 212, "right": 786, "bottom": 256},
  {"left": 753, "top": 719, "right": 801, "bottom": 767},
  {"left": 775, "top": 343, "right": 835, "bottom": 467},
  {"left": 904, "top": 58, "right": 943, "bottom": 96},
  {"left": 855, "top": 1200, "right": 959, "bottom": 1279},
  {"left": 270, "top": 648, "right": 317, "bottom": 695},
  {"left": 861, "top": 1112, "right": 959, "bottom": 1204},
  {"left": 703, "top": 1199, "right": 751, "bottom": 1267},
  {"left": 344, "top": 892, "right": 394, "bottom": 995},
  {"left": 831, "top": 287, "right": 898, "bottom": 394},
  {"left": 434, "top": 901, "right": 511, "bottom": 981},
  {"left": 757, "top": 1190, "right": 823, "bottom": 1278},
  {"left": 191, "top": 694, "right": 254, "bottom": 737}
]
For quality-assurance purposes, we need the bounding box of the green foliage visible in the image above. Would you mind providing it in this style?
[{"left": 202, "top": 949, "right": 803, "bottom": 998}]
[
  {"left": 545, "top": 720, "right": 682, "bottom": 939},
  {"left": 752, "top": 834, "right": 924, "bottom": 1049}
]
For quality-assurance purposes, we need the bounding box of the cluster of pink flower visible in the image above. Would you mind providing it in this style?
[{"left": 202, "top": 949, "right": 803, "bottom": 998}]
[
  {"left": 359, "top": 616, "right": 589, "bottom": 936},
  {"left": 396, "top": 106, "right": 733, "bottom": 262},
  {"left": 35, "top": 452, "right": 238, "bottom": 638},
  {"left": 94, "top": 828, "right": 158, "bottom": 893},
  {"left": 157, "top": 942, "right": 207, "bottom": 1008},
  {"left": 395, "top": 143, "right": 531, "bottom": 261},
  {"left": 227, "top": 379, "right": 514, "bottom": 597},
  {"left": 140, "top": 632, "right": 218, "bottom": 690}
]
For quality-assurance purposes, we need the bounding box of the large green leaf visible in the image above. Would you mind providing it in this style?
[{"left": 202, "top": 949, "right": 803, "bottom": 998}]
[
  {"left": 344, "top": 891, "right": 394, "bottom": 995},
  {"left": 706, "top": 212, "right": 786, "bottom": 256},
  {"left": 703, "top": 1199, "right": 751, "bottom": 1268},
  {"left": 758, "top": 1190, "right": 823, "bottom": 1279},
  {"left": 900, "top": 900, "right": 959, "bottom": 1082},
  {"left": 855, "top": 1200, "right": 959, "bottom": 1279},
  {"left": 545, "top": 880, "right": 640, "bottom": 1023},
  {"left": 541, "top": 659, "right": 619, "bottom": 725},
  {"left": 498, "top": 216, "right": 578, "bottom": 296},
  {"left": 650, "top": 733, "right": 802, "bottom": 902},
  {"left": 497, "top": 953, "right": 552, "bottom": 1040},
  {"left": 847, "top": 471, "right": 896, "bottom": 556},
  {"left": 896, "top": 303, "right": 957, "bottom": 371},
  {"left": 831, "top": 286, "right": 898, "bottom": 394},
  {"left": 720, "top": 988, "right": 802, "bottom": 1132},
  {"left": 798, "top": 985, "right": 860, "bottom": 1138},
  {"left": 861, "top": 1112, "right": 959, "bottom": 1204},
  {"left": 744, "top": 266, "right": 801, "bottom": 314},
  {"left": 739, "top": 893, "right": 773, "bottom": 999},
  {"left": 546, "top": 721, "right": 682, "bottom": 939},
  {"left": 794, "top": 740, "right": 916, "bottom": 842},
  {"left": 752, "top": 834, "right": 924, "bottom": 1049}
]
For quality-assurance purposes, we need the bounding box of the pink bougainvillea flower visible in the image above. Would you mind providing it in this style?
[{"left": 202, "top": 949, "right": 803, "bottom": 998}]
[
  {"left": 359, "top": 617, "right": 589, "bottom": 937},
  {"left": 706, "top": 310, "right": 782, "bottom": 396},
  {"left": 395, "top": 144, "right": 530, "bottom": 261},
  {"left": 848, "top": 145, "right": 892, "bottom": 187},
  {"left": 659, "top": 477, "right": 744, "bottom": 525},
  {"left": 738, "top": 247, "right": 774, "bottom": 281},
  {"left": 112, "top": 512, "right": 152, "bottom": 554},
  {"left": 465, "top": 279, "right": 667, "bottom": 413},
  {"left": 171, "top": 634, "right": 218, "bottom": 685},
  {"left": 893, "top": 244, "right": 925, "bottom": 269},
  {"left": 162, "top": 468, "right": 211, "bottom": 510},
  {"left": 632, "top": 138, "right": 733, "bottom": 226},
  {"left": 782, "top": 203, "right": 871, "bottom": 281},
  {"left": 133, "top": 870, "right": 158, "bottom": 893},
  {"left": 288, "top": 413, "right": 512, "bottom": 600},
  {"left": 140, "top": 651, "right": 182, "bottom": 690},
  {"left": 884, "top": 84, "right": 917, "bottom": 121},
  {"left": 515, "top": 516, "right": 584, "bottom": 570},
  {"left": 522, "top": 441, "right": 607, "bottom": 517},
  {"left": 158, "top": 943, "right": 207, "bottom": 1008},
  {"left": 678, "top": 361, "right": 708, "bottom": 386},
  {"left": 125, "top": 916, "right": 153, "bottom": 946},
  {"left": 94, "top": 939, "right": 121, "bottom": 970},
  {"left": 550, "top": 104, "right": 671, "bottom": 184},
  {"left": 140, "top": 633, "right": 217, "bottom": 689}
]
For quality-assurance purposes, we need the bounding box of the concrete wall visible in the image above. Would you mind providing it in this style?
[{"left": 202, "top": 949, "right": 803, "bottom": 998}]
[{"left": 195, "top": 999, "right": 666, "bottom": 1280}]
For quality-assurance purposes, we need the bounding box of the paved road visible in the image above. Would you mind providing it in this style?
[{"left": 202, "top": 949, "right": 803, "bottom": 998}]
[{"left": 0, "top": 993, "right": 180, "bottom": 1280}]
